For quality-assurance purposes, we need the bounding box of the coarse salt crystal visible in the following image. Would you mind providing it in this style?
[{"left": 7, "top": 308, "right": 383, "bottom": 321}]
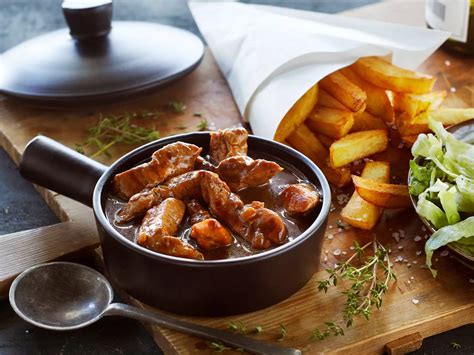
[
  {"left": 398, "top": 245, "right": 403, "bottom": 250},
  {"left": 412, "top": 261, "right": 418, "bottom": 264},
  {"left": 440, "top": 250, "right": 449, "bottom": 257},
  {"left": 397, "top": 143, "right": 404, "bottom": 149},
  {"left": 445, "top": 60, "right": 451, "bottom": 66},
  {"left": 450, "top": 87, "right": 456, "bottom": 93},
  {"left": 395, "top": 255, "right": 404, "bottom": 262},
  {"left": 469, "top": 279, "right": 474, "bottom": 284},
  {"left": 333, "top": 248, "right": 342, "bottom": 256},
  {"left": 410, "top": 276, "right": 415, "bottom": 280},
  {"left": 412, "top": 298, "right": 420, "bottom": 305},
  {"left": 323, "top": 256, "right": 328, "bottom": 262},
  {"left": 327, "top": 234, "right": 334, "bottom": 240},
  {"left": 342, "top": 251, "right": 347, "bottom": 255},
  {"left": 414, "top": 235, "right": 422, "bottom": 242},
  {"left": 325, "top": 250, "right": 329, "bottom": 254},
  {"left": 407, "top": 280, "right": 411, "bottom": 284},
  {"left": 403, "top": 259, "right": 408, "bottom": 263},
  {"left": 392, "top": 232, "right": 400, "bottom": 242},
  {"left": 407, "top": 263, "right": 412, "bottom": 268},
  {"left": 349, "top": 246, "right": 355, "bottom": 250},
  {"left": 416, "top": 250, "right": 422, "bottom": 256}
]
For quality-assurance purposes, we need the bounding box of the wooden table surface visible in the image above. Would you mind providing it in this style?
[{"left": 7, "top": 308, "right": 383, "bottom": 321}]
[{"left": 0, "top": 2, "right": 474, "bottom": 353}]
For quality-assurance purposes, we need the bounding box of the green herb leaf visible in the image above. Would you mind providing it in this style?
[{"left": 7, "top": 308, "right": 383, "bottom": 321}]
[
  {"left": 197, "top": 119, "right": 209, "bottom": 131},
  {"left": 76, "top": 112, "right": 160, "bottom": 158},
  {"left": 311, "top": 241, "right": 395, "bottom": 341},
  {"left": 450, "top": 342, "right": 461, "bottom": 349},
  {"left": 168, "top": 101, "right": 186, "bottom": 113},
  {"left": 206, "top": 340, "right": 231, "bottom": 352},
  {"left": 277, "top": 324, "right": 287, "bottom": 342}
]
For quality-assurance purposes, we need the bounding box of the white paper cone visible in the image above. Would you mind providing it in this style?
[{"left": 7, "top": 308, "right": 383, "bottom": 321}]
[{"left": 189, "top": 1, "right": 449, "bottom": 139}]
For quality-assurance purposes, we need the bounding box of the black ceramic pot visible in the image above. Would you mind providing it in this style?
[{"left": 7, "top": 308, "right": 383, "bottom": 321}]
[{"left": 20, "top": 132, "right": 330, "bottom": 316}]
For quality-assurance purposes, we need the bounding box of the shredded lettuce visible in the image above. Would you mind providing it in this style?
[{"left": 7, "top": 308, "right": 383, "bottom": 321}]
[
  {"left": 410, "top": 117, "right": 474, "bottom": 274},
  {"left": 438, "top": 187, "right": 460, "bottom": 225},
  {"left": 425, "top": 217, "right": 474, "bottom": 277}
]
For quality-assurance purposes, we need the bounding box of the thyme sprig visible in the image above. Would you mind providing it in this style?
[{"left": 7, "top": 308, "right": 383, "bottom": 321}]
[
  {"left": 75, "top": 112, "right": 160, "bottom": 158},
  {"left": 311, "top": 240, "right": 396, "bottom": 340}
]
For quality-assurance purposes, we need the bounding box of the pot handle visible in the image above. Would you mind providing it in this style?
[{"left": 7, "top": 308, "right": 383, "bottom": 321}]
[{"left": 20, "top": 136, "right": 107, "bottom": 207}]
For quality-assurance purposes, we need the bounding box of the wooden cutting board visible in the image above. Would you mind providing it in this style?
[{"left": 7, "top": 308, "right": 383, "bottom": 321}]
[{"left": 1, "top": 1, "right": 473, "bottom": 354}]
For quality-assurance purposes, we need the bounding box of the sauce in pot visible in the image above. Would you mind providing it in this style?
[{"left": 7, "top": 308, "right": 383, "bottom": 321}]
[{"left": 105, "top": 153, "right": 319, "bottom": 260}]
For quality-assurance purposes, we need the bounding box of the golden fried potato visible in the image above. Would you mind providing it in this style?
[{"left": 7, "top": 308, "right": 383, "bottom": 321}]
[
  {"left": 395, "top": 111, "right": 430, "bottom": 136},
  {"left": 319, "top": 71, "right": 367, "bottom": 112},
  {"left": 320, "top": 164, "right": 352, "bottom": 188},
  {"left": 352, "top": 56, "right": 435, "bottom": 94},
  {"left": 318, "top": 88, "right": 349, "bottom": 110},
  {"left": 341, "top": 67, "right": 394, "bottom": 122},
  {"left": 329, "top": 130, "right": 388, "bottom": 168},
  {"left": 351, "top": 111, "right": 387, "bottom": 132},
  {"left": 316, "top": 133, "right": 335, "bottom": 148},
  {"left": 393, "top": 90, "right": 446, "bottom": 118},
  {"left": 287, "top": 123, "right": 328, "bottom": 165},
  {"left": 275, "top": 84, "right": 318, "bottom": 142},
  {"left": 306, "top": 107, "right": 354, "bottom": 139},
  {"left": 430, "top": 108, "right": 474, "bottom": 126},
  {"left": 352, "top": 175, "right": 411, "bottom": 209},
  {"left": 341, "top": 161, "right": 390, "bottom": 230},
  {"left": 397, "top": 107, "right": 474, "bottom": 136}
]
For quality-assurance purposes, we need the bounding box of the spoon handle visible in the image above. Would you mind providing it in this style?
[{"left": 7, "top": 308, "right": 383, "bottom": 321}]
[{"left": 105, "top": 303, "right": 301, "bottom": 355}]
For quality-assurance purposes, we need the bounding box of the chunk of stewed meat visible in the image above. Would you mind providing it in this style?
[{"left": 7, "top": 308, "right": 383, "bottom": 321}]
[
  {"left": 280, "top": 183, "right": 320, "bottom": 215},
  {"left": 191, "top": 219, "right": 234, "bottom": 250},
  {"left": 137, "top": 198, "right": 203, "bottom": 260},
  {"left": 209, "top": 127, "right": 248, "bottom": 163},
  {"left": 113, "top": 142, "right": 202, "bottom": 199}
]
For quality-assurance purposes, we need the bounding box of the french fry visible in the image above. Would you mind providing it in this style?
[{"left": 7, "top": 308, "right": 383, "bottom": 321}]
[
  {"left": 341, "top": 67, "right": 394, "bottom": 122},
  {"left": 321, "top": 164, "right": 352, "bottom": 188},
  {"left": 315, "top": 133, "right": 335, "bottom": 148},
  {"left": 329, "top": 130, "right": 388, "bottom": 168},
  {"left": 287, "top": 123, "right": 328, "bottom": 165},
  {"left": 318, "top": 89, "right": 349, "bottom": 110},
  {"left": 352, "top": 56, "right": 435, "bottom": 94},
  {"left": 351, "top": 111, "right": 387, "bottom": 132},
  {"left": 319, "top": 71, "right": 367, "bottom": 112},
  {"left": 352, "top": 175, "right": 411, "bottom": 209},
  {"left": 395, "top": 112, "right": 430, "bottom": 136},
  {"left": 393, "top": 90, "right": 446, "bottom": 118},
  {"left": 275, "top": 84, "right": 318, "bottom": 142},
  {"left": 341, "top": 161, "right": 390, "bottom": 230},
  {"left": 306, "top": 107, "right": 354, "bottom": 139},
  {"left": 430, "top": 108, "right": 474, "bottom": 126},
  {"left": 396, "top": 107, "right": 474, "bottom": 136}
]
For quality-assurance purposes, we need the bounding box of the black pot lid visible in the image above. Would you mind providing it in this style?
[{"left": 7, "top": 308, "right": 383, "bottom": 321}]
[{"left": 0, "top": 1, "right": 204, "bottom": 103}]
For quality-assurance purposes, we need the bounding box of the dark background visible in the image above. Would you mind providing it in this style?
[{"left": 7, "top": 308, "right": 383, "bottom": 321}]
[{"left": 0, "top": 1, "right": 472, "bottom": 354}]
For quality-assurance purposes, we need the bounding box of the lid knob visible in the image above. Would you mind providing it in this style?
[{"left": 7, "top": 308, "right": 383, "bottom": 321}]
[{"left": 62, "top": 0, "right": 113, "bottom": 41}]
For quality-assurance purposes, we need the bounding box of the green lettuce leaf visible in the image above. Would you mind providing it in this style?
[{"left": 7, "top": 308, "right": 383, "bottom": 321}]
[
  {"left": 439, "top": 187, "right": 461, "bottom": 225},
  {"left": 409, "top": 160, "right": 433, "bottom": 196},
  {"left": 430, "top": 119, "right": 474, "bottom": 179},
  {"left": 455, "top": 176, "right": 474, "bottom": 212},
  {"left": 425, "top": 216, "right": 474, "bottom": 277}
]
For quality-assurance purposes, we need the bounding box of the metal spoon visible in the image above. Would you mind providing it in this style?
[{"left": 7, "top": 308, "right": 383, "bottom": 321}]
[{"left": 9, "top": 262, "right": 300, "bottom": 355}]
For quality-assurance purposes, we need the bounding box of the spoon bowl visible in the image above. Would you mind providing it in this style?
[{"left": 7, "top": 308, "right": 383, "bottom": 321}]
[
  {"left": 9, "top": 262, "right": 113, "bottom": 330},
  {"left": 9, "top": 262, "right": 301, "bottom": 355}
]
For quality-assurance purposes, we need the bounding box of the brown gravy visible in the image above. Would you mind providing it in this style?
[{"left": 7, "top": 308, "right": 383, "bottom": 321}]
[{"left": 105, "top": 154, "right": 319, "bottom": 260}]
